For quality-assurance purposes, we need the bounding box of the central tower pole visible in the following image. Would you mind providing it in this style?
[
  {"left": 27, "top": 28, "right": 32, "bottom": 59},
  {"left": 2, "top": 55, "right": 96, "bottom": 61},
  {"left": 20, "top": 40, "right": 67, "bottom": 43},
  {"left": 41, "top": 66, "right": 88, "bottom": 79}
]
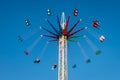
[{"left": 58, "top": 12, "right": 68, "bottom": 80}]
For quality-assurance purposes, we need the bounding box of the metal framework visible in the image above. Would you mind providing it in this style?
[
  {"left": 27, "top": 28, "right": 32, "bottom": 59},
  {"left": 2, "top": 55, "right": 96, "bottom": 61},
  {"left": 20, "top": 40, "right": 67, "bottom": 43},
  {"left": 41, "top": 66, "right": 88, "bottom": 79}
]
[{"left": 58, "top": 12, "right": 68, "bottom": 80}]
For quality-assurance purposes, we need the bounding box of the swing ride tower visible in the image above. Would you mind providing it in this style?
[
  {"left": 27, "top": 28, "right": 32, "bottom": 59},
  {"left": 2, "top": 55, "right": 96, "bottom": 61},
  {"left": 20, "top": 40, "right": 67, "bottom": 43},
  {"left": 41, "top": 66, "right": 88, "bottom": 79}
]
[
  {"left": 21, "top": 9, "right": 104, "bottom": 80},
  {"left": 58, "top": 12, "right": 68, "bottom": 80}
]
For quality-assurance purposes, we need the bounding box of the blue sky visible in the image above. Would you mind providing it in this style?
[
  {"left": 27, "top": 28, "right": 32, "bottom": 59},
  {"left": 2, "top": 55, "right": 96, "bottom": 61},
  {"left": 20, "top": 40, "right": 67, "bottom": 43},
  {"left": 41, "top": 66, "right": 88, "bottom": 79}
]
[{"left": 0, "top": 0, "right": 120, "bottom": 80}]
